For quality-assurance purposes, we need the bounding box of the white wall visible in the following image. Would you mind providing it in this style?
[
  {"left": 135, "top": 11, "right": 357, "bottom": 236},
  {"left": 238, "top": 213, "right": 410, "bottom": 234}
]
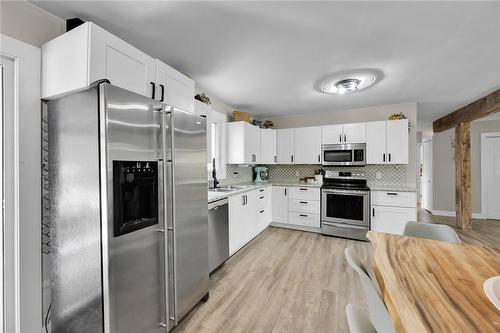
[
  {"left": 433, "top": 119, "right": 500, "bottom": 214},
  {"left": 268, "top": 102, "right": 418, "bottom": 188}
]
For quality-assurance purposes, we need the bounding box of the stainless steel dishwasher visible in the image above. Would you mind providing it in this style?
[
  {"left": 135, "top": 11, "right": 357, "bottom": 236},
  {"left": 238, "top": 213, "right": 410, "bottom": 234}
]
[{"left": 208, "top": 198, "right": 229, "bottom": 273}]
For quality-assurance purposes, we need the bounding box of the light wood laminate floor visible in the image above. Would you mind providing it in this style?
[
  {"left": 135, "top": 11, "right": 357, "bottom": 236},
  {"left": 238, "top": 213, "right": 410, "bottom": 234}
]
[
  {"left": 174, "top": 209, "right": 499, "bottom": 333},
  {"left": 173, "top": 227, "right": 371, "bottom": 333}
]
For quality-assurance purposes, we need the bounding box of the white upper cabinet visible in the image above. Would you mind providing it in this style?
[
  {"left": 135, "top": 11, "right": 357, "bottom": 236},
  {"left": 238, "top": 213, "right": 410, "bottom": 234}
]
[
  {"left": 366, "top": 121, "right": 387, "bottom": 164},
  {"left": 366, "top": 119, "right": 408, "bottom": 164},
  {"left": 386, "top": 119, "right": 409, "bottom": 164},
  {"left": 276, "top": 128, "right": 295, "bottom": 164},
  {"left": 343, "top": 123, "right": 366, "bottom": 143},
  {"left": 155, "top": 59, "right": 194, "bottom": 113},
  {"left": 227, "top": 122, "right": 260, "bottom": 164},
  {"left": 321, "top": 125, "right": 343, "bottom": 144},
  {"left": 322, "top": 123, "right": 366, "bottom": 144},
  {"left": 294, "top": 126, "right": 322, "bottom": 164},
  {"left": 260, "top": 128, "right": 277, "bottom": 164},
  {"left": 42, "top": 22, "right": 155, "bottom": 99}
]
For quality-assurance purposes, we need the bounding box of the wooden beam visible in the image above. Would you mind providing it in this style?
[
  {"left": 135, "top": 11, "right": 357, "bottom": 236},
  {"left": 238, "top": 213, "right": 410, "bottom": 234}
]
[
  {"left": 433, "top": 88, "right": 500, "bottom": 133},
  {"left": 455, "top": 122, "right": 471, "bottom": 231}
]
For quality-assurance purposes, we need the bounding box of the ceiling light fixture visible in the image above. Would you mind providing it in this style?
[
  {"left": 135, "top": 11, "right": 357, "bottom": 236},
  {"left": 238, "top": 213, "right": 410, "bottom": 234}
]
[
  {"left": 335, "top": 79, "right": 361, "bottom": 95},
  {"left": 319, "top": 72, "right": 377, "bottom": 95}
]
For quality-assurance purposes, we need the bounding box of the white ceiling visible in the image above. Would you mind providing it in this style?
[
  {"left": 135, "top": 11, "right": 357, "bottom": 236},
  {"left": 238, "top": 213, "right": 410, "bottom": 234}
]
[{"left": 32, "top": 1, "right": 500, "bottom": 133}]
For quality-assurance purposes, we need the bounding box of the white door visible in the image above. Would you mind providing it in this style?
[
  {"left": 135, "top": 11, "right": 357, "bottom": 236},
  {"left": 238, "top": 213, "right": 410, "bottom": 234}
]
[
  {"left": 371, "top": 206, "right": 417, "bottom": 235},
  {"left": 89, "top": 23, "right": 156, "bottom": 98},
  {"left": 228, "top": 194, "right": 245, "bottom": 255},
  {"left": 343, "top": 123, "right": 366, "bottom": 143},
  {"left": 246, "top": 124, "right": 261, "bottom": 164},
  {"left": 243, "top": 192, "right": 257, "bottom": 243},
  {"left": 422, "top": 139, "right": 433, "bottom": 212},
  {"left": 260, "top": 129, "right": 277, "bottom": 164},
  {"left": 482, "top": 133, "right": 500, "bottom": 219},
  {"left": 386, "top": 119, "right": 409, "bottom": 164},
  {"left": 155, "top": 59, "right": 195, "bottom": 113},
  {"left": 272, "top": 186, "right": 288, "bottom": 223},
  {"left": 321, "top": 124, "right": 342, "bottom": 144},
  {"left": 294, "top": 126, "right": 322, "bottom": 164},
  {"left": 366, "top": 121, "right": 387, "bottom": 164},
  {"left": 277, "top": 128, "right": 295, "bottom": 164}
]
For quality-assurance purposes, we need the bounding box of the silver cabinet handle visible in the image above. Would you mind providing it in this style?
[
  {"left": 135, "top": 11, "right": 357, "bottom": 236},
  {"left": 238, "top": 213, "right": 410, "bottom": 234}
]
[
  {"left": 259, "top": 196, "right": 264, "bottom": 199},
  {"left": 260, "top": 210, "right": 265, "bottom": 214},
  {"left": 299, "top": 188, "right": 307, "bottom": 191},
  {"left": 155, "top": 228, "right": 165, "bottom": 233},
  {"left": 299, "top": 201, "right": 308, "bottom": 204},
  {"left": 291, "top": 155, "right": 294, "bottom": 163},
  {"left": 339, "top": 134, "right": 342, "bottom": 142},
  {"left": 274, "top": 155, "right": 277, "bottom": 163},
  {"left": 284, "top": 188, "right": 287, "bottom": 196},
  {"left": 318, "top": 154, "right": 320, "bottom": 163},
  {"left": 259, "top": 189, "right": 264, "bottom": 192},
  {"left": 372, "top": 208, "right": 375, "bottom": 217},
  {"left": 388, "top": 153, "right": 391, "bottom": 162},
  {"left": 386, "top": 192, "right": 398, "bottom": 196},
  {"left": 344, "top": 133, "right": 347, "bottom": 142},
  {"left": 242, "top": 195, "right": 245, "bottom": 205},
  {"left": 299, "top": 214, "right": 308, "bottom": 217},
  {"left": 383, "top": 153, "right": 386, "bottom": 162}
]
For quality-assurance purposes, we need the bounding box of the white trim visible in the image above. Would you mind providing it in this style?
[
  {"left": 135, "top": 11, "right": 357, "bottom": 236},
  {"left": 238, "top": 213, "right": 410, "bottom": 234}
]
[
  {"left": 431, "top": 210, "right": 485, "bottom": 219},
  {"left": 1, "top": 33, "right": 42, "bottom": 333},
  {"left": 481, "top": 132, "right": 500, "bottom": 220}
]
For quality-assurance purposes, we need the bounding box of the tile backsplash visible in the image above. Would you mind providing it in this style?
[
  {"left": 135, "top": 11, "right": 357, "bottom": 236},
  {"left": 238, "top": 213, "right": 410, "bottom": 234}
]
[{"left": 220, "top": 164, "right": 407, "bottom": 187}]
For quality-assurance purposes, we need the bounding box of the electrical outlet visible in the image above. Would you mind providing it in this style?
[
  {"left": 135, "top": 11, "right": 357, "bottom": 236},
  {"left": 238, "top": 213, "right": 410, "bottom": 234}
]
[
  {"left": 295, "top": 171, "right": 300, "bottom": 177},
  {"left": 376, "top": 171, "right": 382, "bottom": 180}
]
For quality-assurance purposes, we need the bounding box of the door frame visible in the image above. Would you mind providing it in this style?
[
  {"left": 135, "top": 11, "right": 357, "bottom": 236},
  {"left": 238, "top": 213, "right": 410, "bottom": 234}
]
[
  {"left": 422, "top": 138, "right": 433, "bottom": 212},
  {"left": 1, "top": 33, "right": 41, "bottom": 333},
  {"left": 481, "top": 132, "right": 500, "bottom": 219}
]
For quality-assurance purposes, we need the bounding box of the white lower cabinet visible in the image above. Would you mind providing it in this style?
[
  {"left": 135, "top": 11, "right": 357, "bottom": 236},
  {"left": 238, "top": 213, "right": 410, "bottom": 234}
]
[
  {"left": 287, "top": 187, "right": 320, "bottom": 229},
  {"left": 272, "top": 186, "right": 288, "bottom": 223},
  {"left": 370, "top": 191, "right": 417, "bottom": 235},
  {"left": 228, "top": 187, "right": 271, "bottom": 256}
]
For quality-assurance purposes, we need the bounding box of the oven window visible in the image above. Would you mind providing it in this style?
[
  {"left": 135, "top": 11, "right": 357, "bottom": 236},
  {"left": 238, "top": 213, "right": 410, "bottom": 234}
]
[
  {"left": 324, "top": 150, "right": 352, "bottom": 163},
  {"left": 326, "top": 193, "right": 364, "bottom": 221},
  {"left": 353, "top": 149, "right": 364, "bottom": 162},
  {"left": 113, "top": 161, "right": 158, "bottom": 237}
]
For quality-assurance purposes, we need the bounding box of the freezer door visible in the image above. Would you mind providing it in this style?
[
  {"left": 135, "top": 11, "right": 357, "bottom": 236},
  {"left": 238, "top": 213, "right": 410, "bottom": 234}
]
[
  {"left": 168, "top": 107, "right": 209, "bottom": 326},
  {"left": 101, "top": 84, "right": 167, "bottom": 333}
]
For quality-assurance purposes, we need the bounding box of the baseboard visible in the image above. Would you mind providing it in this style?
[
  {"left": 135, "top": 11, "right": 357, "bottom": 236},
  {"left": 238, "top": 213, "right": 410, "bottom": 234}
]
[
  {"left": 270, "top": 222, "right": 321, "bottom": 234},
  {"left": 431, "top": 210, "right": 485, "bottom": 219}
]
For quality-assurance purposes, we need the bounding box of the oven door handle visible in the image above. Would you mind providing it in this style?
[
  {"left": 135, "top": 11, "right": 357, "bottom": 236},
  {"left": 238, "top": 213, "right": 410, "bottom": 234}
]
[{"left": 322, "top": 189, "right": 369, "bottom": 195}]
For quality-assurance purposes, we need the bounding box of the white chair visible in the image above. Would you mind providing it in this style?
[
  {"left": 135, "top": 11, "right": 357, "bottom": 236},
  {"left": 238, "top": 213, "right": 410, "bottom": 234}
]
[
  {"left": 403, "top": 221, "right": 461, "bottom": 244},
  {"left": 346, "top": 304, "right": 377, "bottom": 333},
  {"left": 345, "top": 248, "right": 396, "bottom": 333}
]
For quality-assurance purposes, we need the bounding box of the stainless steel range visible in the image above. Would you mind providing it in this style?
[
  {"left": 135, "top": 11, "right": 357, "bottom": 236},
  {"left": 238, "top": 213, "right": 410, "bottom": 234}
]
[{"left": 321, "top": 170, "right": 370, "bottom": 241}]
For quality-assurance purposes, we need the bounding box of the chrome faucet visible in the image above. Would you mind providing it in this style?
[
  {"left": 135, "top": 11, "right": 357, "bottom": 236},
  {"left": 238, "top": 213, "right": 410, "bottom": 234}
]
[{"left": 211, "top": 158, "right": 219, "bottom": 189}]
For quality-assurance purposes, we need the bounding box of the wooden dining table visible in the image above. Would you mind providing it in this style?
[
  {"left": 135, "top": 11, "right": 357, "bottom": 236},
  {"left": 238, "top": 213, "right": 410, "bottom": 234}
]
[{"left": 367, "top": 231, "right": 500, "bottom": 333}]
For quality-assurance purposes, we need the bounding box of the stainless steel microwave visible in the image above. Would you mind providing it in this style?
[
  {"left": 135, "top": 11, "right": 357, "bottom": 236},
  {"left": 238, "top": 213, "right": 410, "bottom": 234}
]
[{"left": 321, "top": 143, "right": 366, "bottom": 166}]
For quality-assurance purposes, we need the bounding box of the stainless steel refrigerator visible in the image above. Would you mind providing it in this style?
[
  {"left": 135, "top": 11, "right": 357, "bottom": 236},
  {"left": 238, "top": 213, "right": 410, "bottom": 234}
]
[{"left": 48, "top": 82, "right": 208, "bottom": 333}]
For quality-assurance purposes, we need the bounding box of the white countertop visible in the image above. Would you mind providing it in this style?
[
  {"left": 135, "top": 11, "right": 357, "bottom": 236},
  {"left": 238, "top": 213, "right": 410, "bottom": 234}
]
[
  {"left": 369, "top": 184, "right": 417, "bottom": 192},
  {"left": 208, "top": 181, "right": 322, "bottom": 203}
]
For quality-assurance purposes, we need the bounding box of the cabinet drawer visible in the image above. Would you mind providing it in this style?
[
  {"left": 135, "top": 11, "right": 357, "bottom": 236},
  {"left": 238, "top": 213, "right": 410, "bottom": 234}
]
[
  {"left": 288, "top": 212, "right": 320, "bottom": 228},
  {"left": 257, "top": 207, "right": 271, "bottom": 230},
  {"left": 371, "top": 191, "right": 416, "bottom": 208},
  {"left": 288, "top": 199, "right": 320, "bottom": 214},
  {"left": 256, "top": 193, "right": 267, "bottom": 210},
  {"left": 288, "top": 187, "right": 320, "bottom": 201}
]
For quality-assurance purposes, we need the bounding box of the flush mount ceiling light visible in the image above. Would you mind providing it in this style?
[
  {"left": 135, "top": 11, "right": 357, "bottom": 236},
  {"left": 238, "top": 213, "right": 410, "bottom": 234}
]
[{"left": 320, "top": 72, "right": 377, "bottom": 95}]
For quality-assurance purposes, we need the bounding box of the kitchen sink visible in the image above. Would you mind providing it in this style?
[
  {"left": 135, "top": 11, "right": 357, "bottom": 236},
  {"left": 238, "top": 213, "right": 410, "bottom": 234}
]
[{"left": 209, "top": 185, "right": 250, "bottom": 192}]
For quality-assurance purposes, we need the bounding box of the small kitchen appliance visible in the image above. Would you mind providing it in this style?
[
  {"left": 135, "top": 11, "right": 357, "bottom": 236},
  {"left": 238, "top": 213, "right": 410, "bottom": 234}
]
[
  {"left": 254, "top": 166, "right": 269, "bottom": 182},
  {"left": 321, "top": 170, "right": 370, "bottom": 241}
]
